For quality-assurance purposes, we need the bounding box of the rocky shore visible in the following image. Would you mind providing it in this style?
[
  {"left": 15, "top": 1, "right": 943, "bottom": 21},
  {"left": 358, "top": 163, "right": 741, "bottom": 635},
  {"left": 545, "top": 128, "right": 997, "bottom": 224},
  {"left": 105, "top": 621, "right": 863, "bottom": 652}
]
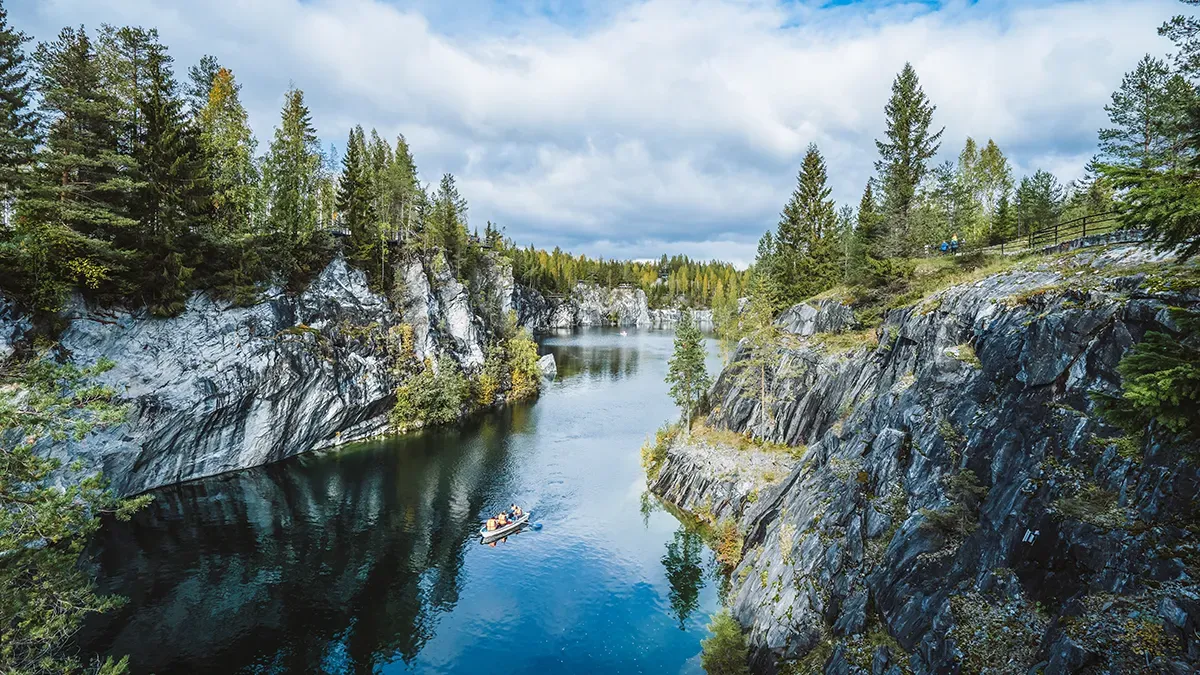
[{"left": 649, "top": 244, "right": 1200, "bottom": 674}]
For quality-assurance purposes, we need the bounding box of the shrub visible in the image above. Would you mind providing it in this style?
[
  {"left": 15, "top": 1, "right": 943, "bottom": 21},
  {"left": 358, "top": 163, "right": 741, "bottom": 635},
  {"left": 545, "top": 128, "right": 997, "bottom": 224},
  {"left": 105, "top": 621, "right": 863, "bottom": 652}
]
[
  {"left": 714, "top": 518, "right": 743, "bottom": 569},
  {"left": 700, "top": 610, "right": 750, "bottom": 675},
  {"left": 920, "top": 470, "right": 988, "bottom": 539},
  {"left": 390, "top": 356, "right": 469, "bottom": 432},
  {"left": 1094, "top": 308, "right": 1200, "bottom": 442},
  {"left": 1052, "top": 484, "right": 1127, "bottom": 529},
  {"left": 641, "top": 422, "right": 680, "bottom": 479}
]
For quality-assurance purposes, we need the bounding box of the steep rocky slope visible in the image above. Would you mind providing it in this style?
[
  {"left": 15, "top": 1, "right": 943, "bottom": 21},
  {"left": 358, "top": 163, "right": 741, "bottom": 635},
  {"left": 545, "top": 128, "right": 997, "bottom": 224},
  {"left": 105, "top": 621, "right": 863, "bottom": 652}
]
[
  {"left": 514, "top": 282, "right": 653, "bottom": 330},
  {"left": 651, "top": 245, "right": 1200, "bottom": 674},
  {"left": 1, "top": 253, "right": 529, "bottom": 496}
]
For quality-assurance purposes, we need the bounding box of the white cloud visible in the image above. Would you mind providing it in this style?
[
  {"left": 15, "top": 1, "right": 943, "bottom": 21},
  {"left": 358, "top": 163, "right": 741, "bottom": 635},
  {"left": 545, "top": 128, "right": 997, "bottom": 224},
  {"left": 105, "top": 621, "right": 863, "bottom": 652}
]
[{"left": 11, "top": 0, "right": 1182, "bottom": 261}]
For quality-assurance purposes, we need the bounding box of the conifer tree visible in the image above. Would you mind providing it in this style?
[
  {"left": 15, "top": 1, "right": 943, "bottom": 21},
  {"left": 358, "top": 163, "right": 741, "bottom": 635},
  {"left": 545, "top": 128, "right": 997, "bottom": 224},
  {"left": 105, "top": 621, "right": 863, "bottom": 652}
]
[
  {"left": 198, "top": 67, "right": 257, "bottom": 234},
  {"left": 1016, "top": 170, "right": 1064, "bottom": 236},
  {"left": 428, "top": 172, "right": 468, "bottom": 263},
  {"left": 263, "top": 86, "right": 326, "bottom": 285},
  {"left": 19, "top": 26, "right": 136, "bottom": 309},
  {"left": 0, "top": 0, "right": 36, "bottom": 206},
  {"left": 875, "top": 62, "right": 944, "bottom": 253},
  {"left": 96, "top": 25, "right": 167, "bottom": 158},
  {"left": 134, "top": 48, "right": 207, "bottom": 314},
  {"left": 337, "top": 125, "right": 377, "bottom": 267},
  {"left": 1099, "top": 54, "right": 1194, "bottom": 170},
  {"left": 666, "top": 312, "right": 710, "bottom": 424},
  {"left": 185, "top": 54, "right": 220, "bottom": 116},
  {"left": 772, "top": 143, "right": 838, "bottom": 305}
]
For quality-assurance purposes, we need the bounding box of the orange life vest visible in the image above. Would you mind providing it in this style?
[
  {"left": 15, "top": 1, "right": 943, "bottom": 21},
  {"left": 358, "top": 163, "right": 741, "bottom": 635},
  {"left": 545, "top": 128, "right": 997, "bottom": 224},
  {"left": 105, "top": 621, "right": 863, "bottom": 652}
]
[
  {"left": 498, "top": 514, "right": 508, "bottom": 526},
  {"left": 486, "top": 518, "right": 497, "bottom": 531}
]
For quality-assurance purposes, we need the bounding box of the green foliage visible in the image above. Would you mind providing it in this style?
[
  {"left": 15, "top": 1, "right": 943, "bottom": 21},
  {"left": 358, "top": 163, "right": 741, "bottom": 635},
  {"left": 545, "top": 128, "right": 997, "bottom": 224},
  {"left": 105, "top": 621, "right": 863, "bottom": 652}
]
[
  {"left": 767, "top": 143, "right": 841, "bottom": 306},
  {"left": 640, "top": 422, "right": 680, "bottom": 480},
  {"left": 919, "top": 470, "right": 988, "bottom": 540},
  {"left": 1099, "top": 53, "right": 1193, "bottom": 171},
  {"left": 1095, "top": 308, "right": 1200, "bottom": 441},
  {"left": 389, "top": 355, "right": 469, "bottom": 432},
  {"left": 666, "top": 312, "right": 711, "bottom": 422},
  {"left": 700, "top": 610, "right": 750, "bottom": 675},
  {"left": 0, "top": 350, "right": 150, "bottom": 674},
  {"left": 876, "top": 62, "right": 944, "bottom": 254},
  {"left": 0, "top": 1, "right": 36, "bottom": 200}
]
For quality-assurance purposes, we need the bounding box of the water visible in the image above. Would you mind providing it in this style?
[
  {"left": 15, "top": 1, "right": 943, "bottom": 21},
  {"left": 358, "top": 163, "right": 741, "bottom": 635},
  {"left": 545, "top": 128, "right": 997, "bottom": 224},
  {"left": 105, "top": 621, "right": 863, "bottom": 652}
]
[{"left": 79, "top": 328, "right": 725, "bottom": 674}]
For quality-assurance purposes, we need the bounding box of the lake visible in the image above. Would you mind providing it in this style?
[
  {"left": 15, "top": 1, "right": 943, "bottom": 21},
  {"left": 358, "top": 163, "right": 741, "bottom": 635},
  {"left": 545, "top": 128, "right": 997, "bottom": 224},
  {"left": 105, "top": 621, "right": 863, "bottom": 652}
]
[{"left": 79, "top": 327, "right": 725, "bottom": 674}]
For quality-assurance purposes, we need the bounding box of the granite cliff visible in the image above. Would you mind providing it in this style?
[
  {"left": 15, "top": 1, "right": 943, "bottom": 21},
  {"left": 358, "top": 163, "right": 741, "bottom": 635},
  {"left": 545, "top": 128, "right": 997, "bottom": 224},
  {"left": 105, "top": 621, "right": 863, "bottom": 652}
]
[{"left": 650, "top": 244, "right": 1200, "bottom": 674}]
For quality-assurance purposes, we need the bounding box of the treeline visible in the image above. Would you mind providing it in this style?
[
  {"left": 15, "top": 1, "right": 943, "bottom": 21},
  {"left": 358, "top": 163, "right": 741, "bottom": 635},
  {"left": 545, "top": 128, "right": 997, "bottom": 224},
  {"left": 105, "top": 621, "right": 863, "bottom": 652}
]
[
  {"left": 749, "top": 32, "right": 1196, "bottom": 312},
  {"left": 507, "top": 246, "right": 748, "bottom": 308},
  {"left": 0, "top": 5, "right": 736, "bottom": 320}
]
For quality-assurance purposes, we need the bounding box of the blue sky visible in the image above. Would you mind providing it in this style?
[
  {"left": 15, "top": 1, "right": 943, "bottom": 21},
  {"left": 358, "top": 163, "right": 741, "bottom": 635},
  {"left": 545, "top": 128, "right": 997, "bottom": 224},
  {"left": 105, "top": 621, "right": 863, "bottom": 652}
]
[{"left": 8, "top": 0, "right": 1184, "bottom": 265}]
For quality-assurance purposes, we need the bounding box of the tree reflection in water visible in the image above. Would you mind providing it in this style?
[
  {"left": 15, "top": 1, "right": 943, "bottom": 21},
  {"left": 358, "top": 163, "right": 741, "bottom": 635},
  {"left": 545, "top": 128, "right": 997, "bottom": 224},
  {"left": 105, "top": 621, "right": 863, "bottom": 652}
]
[{"left": 661, "top": 526, "right": 706, "bottom": 630}]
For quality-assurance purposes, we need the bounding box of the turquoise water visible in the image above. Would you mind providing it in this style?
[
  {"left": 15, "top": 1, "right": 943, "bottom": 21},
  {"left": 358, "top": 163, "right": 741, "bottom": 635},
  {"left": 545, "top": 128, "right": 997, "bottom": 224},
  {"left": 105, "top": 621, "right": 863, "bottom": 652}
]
[{"left": 80, "top": 328, "right": 724, "bottom": 674}]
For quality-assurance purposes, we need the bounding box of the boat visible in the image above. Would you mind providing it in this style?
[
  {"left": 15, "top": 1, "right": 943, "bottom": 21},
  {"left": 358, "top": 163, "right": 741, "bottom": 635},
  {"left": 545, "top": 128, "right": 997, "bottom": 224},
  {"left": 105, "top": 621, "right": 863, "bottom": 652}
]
[
  {"left": 479, "top": 512, "right": 531, "bottom": 541},
  {"left": 619, "top": 330, "right": 628, "bottom": 337}
]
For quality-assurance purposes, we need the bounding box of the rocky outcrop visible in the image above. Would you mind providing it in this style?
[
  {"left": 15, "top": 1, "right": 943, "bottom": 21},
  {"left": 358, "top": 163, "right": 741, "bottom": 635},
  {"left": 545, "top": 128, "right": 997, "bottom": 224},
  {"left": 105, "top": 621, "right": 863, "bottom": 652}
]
[
  {"left": 649, "top": 308, "right": 714, "bottom": 329},
  {"left": 4, "top": 254, "right": 523, "bottom": 497},
  {"left": 538, "top": 353, "right": 557, "bottom": 380},
  {"left": 773, "top": 300, "right": 857, "bottom": 336},
  {"left": 513, "top": 282, "right": 653, "bottom": 331},
  {"left": 652, "top": 245, "right": 1200, "bottom": 674}
]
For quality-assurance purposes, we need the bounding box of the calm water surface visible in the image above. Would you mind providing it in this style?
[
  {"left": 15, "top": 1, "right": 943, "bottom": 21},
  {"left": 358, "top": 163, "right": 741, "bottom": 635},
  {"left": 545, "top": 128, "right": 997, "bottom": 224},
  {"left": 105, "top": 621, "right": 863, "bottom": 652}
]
[{"left": 80, "top": 328, "right": 724, "bottom": 674}]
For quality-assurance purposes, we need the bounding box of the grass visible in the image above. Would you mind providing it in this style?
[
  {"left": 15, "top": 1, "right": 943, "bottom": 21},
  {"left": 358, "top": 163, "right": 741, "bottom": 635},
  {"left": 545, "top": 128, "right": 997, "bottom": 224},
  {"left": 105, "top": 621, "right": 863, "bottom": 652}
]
[
  {"left": 809, "top": 327, "right": 881, "bottom": 355},
  {"left": 690, "top": 420, "right": 803, "bottom": 459},
  {"left": 945, "top": 342, "right": 981, "bottom": 367},
  {"left": 849, "top": 253, "right": 1027, "bottom": 327}
]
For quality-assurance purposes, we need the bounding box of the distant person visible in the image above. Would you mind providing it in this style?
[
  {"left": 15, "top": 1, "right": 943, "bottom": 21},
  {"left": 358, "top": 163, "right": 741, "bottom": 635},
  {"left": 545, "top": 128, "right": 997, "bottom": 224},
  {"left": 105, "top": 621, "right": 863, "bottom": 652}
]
[
  {"left": 497, "top": 512, "right": 508, "bottom": 527},
  {"left": 511, "top": 504, "right": 523, "bottom": 518},
  {"left": 486, "top": 517, "right": 497, "bottom": 531},
  {"left": 940, "top": 240, "right": 949, "bottom": 255},
  {"left": 950, "top": 234, "right": 960, "bottom": 254}
]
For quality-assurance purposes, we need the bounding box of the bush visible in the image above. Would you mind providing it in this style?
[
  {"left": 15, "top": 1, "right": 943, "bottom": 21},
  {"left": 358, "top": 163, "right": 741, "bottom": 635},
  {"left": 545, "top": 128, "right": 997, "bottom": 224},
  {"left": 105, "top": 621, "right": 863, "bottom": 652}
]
[
  {"left": 701, "top": 610, "right": 751, "bottom": 675},
  {"left": 714, "top": 519, "right": 743, "bottom": 569},
  {"left": 390, "top": 356, "right": 468, "bottom": 432},
  {"left": 920, "top": 470, "right": 988, "bottom": 539},
  {"left": 641, "top": 422, "right": 680, "bottom": 479},
  {"left": 1094, "top": 308, "right": 1200, "bottom": 442}
]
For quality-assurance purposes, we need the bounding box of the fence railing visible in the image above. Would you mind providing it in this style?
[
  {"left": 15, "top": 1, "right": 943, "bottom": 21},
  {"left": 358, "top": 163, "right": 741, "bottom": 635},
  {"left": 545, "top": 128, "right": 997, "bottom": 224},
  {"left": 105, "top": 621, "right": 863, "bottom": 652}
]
[{"left": 972, "top": 210, "right": 1126, "bottom": 256}]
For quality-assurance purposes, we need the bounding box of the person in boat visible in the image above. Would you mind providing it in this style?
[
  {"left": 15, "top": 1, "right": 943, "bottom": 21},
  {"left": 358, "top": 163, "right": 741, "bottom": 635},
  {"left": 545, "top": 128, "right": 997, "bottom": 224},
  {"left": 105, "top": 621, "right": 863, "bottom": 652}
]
[
  {"left": 496, "top": 512, "right": 508, "bottom": 527},
  {"left": 511, "top": 504, "right": 523, "bottom": 518},
  {"left": 486, "top": 517, "right": 498, "bottom": 531}
]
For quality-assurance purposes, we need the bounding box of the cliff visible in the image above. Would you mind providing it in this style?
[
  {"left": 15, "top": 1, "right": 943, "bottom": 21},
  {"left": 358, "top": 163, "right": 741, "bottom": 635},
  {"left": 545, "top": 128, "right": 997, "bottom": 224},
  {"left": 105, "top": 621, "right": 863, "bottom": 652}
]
[
  {"left": 1, "top": 252, "right": 531, "bottom": 497},
  {"left": 650, "top": 244, "right": 1200, "bottom": 674},
  {"left": 514, "top": 282, "right": 653, "bottom": 330}
]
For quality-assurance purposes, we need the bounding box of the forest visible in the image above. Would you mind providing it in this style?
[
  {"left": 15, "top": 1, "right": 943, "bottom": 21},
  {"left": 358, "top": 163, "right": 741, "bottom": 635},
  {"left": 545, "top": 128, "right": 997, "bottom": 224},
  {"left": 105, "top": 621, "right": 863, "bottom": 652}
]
[{"left": 0, "top": 6, "right": 741, "bottom": 320}]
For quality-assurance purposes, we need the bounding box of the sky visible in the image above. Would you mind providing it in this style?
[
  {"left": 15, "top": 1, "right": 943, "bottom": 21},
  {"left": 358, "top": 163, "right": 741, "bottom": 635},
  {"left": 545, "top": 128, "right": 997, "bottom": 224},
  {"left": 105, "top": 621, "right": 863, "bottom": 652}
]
[{"left": 7, "top": 0, "right": 1186, "bottom": 267}]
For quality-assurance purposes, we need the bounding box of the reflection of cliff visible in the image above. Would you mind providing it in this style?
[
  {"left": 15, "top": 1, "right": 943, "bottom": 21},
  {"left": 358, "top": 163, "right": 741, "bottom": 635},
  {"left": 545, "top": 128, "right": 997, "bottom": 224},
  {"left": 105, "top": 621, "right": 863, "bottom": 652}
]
[
  {"left": 78, "top": 412, "right": 520, "bottom": 674},
  {"left": 543, "top": 339, "right": 641, "bottom": 381}
]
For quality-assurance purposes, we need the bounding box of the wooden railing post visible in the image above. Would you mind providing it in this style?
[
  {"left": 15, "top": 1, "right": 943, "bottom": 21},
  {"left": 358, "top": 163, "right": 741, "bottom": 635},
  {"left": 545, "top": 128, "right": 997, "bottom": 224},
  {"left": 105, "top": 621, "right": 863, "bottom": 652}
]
[{"left": 1082, "top": 214, "right": 1088, "bottom": 239}]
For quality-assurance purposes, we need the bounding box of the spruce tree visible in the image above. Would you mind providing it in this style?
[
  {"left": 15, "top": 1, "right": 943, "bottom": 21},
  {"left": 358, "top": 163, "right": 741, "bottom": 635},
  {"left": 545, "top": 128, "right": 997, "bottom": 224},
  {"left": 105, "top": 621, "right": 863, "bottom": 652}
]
[
  {"left": 263, "top": 86, "right": 326, "bottom": 285},
  {"left": 1016, "top": 170, "right": 1064, "bottom": 236},
  {"left": 772, "top": 143, "right": 838, "bottom": 305},
  {"left": 96, "top": 25, "right": 168, "bottom": 158},
  {"left": 337, "top": 125, "right": 377, "bottom": 267},
  {"left": 875, "top": 62, "right": 944, "bottom": 253},
  {"left": 666, "top": 312, "right": 711, "bottom": 424},
  {"left": 198, "top": 67, "right": 257, "bottom": 234},
  {"left": 0, "top": 0, "right": 36, "bottom": 205},
  {"left": 428, "top": 172, "right": 468, "bottom": 263},
  {"left": 134, "top": 48, "right": 206, "bottom": 314},
  {"left": 19, "top": 26, "right": 136, "bottom": 310}
]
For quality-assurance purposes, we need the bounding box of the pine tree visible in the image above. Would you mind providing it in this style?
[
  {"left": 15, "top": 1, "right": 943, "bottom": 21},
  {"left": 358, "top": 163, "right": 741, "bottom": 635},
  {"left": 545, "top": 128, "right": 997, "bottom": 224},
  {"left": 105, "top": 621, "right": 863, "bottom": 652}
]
[
  {"left": 337, "top": 125, "right": 377, "bottom": 267},
  {"left": 992, "top": 190, "right": 1016, "bottom": 243},
  {"left": 18, "top": 26, "right": 137, "bottom": 310},
  {"left": 666, "top": 312, "right": 710, "bottom": 423},
  {"left": 1100, "top": 54, "right": 1194, "bottom": 170},
  {"left": 134, "top": 47, "right": 207, "bottom": 315},
  {"left": 0, "top": 0, "right": 36, "bottom": 206},
  {"left": 875, "top": 62, "right": 944, "bottom": 253},
  {"left": 96, "top": 25, "right": 168, "bottom": 158},
  {"left": 977, "top": 139, "right": 1013, "bottom": 216},
  {"left": 263, "top": 86, "right": 326, "bottom": 285},
  {"left": 185, "top": 53, "right": 220, "bottom": 116}
]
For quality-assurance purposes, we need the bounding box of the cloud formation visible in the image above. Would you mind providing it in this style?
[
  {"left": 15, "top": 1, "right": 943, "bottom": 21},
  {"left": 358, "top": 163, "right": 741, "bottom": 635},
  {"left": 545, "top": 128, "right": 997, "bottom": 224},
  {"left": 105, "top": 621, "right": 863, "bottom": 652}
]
[{"left": 11, "top": 0, "right": 1181, "bottom": 265}]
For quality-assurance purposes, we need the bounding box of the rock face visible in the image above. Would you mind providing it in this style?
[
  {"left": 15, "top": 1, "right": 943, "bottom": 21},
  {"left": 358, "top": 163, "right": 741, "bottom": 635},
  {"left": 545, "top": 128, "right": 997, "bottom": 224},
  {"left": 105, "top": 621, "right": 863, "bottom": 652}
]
[
  {"left": 513, "top": 282, "right": 653, "bottom": 331},
  {"left": 649, "top": 308, "right": 714, "bottom": 329},
  {"left": 652, "top": 245, "right": 1200, "bottom": 674},
  {"left": 4, "top": 254, "right": 521, "bottom": 497},
  {"left": 773, "top": 300, "right": 857, "bottom": 336},
  {"left": 537, "top": 353, "right": 557, "bottom": 380}
]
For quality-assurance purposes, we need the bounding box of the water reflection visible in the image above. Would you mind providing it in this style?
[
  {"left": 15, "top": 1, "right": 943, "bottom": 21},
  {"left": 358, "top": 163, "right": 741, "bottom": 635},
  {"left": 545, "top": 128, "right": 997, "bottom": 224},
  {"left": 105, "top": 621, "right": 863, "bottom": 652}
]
[
  {"left": 79, "top": 416, "right": 518, "bottom": 674},
  {"left": 662, "top": 527, "right": 706, "bottom": 630},
  {"left": 79, "top": 328, "right": 724, "bottom": 675}
]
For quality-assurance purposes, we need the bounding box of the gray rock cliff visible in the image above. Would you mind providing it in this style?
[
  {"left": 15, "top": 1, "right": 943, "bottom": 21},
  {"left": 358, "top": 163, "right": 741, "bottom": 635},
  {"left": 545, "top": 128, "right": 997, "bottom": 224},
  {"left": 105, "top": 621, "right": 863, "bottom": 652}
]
[
  {"left": 3, "top": 254, "right": 523, "bottom": 497},
  {"left": 651, "top": 245, "right": 1200, "bottom": 674}
]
